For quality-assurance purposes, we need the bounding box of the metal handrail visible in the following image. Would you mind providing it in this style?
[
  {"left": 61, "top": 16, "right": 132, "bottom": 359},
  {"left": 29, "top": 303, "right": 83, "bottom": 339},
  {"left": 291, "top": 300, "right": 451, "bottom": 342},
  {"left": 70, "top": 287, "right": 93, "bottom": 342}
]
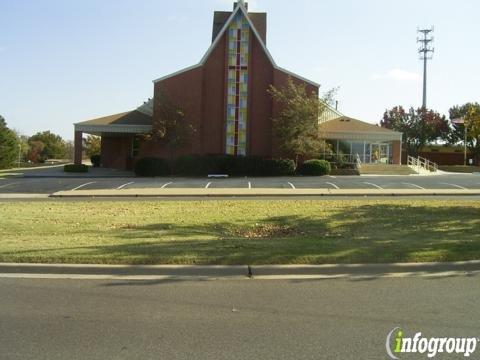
[{"left": 408, "top": 155, "right": 438, "bottom": 173}]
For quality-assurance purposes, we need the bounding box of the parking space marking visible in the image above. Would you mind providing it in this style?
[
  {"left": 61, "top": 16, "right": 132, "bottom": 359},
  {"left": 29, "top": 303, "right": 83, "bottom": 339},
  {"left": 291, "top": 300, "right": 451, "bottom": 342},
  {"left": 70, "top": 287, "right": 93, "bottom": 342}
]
[
  {"left": 287, "top": 182, "right": 296, "bottom": 189},
  {"left": 248, "top": 181, "right": 252, "bottom": 189},
  {"left": 363, "top": 182, "right": 383, "bottom": 190},
  {"left": 161, "top": 182, "right": 173, "bottom": 189},
  {"left": 205, "top": 182, "right": 212, "bottom": 189},
  {"left": 402, "top": 182, "right": 425, "bottom": 190},
  {"left": 440, "top": 183, "right": 467, "bottom": 190},
  {"left": 0, "top": 182, "right": 17, "bottom": 189},
  {"left": 325, "top": 182, "right": 340, "bottom": 189},
  {"left": 117, "top": 182, "right": 134, "bottom": 190},
  {"left": 71, "top": 182, "right": 96, "bottom": 191}
]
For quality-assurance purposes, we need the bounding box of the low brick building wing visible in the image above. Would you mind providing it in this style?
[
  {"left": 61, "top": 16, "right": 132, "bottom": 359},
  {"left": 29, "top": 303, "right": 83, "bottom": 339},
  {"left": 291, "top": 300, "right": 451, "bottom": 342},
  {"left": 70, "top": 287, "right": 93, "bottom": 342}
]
[
  {"left": 74, "top": 0, "right": 402, "bottom": 169},
  {"left": 319, "top": 116, "right": 403, "bottom": 165}
]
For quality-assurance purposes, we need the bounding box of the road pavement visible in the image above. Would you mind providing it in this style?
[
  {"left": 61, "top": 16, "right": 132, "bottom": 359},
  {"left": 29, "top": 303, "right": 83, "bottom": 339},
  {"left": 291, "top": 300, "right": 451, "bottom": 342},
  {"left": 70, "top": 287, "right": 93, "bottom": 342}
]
[{"left": 0, "top": 276, "right": 479, "bottom": 359}]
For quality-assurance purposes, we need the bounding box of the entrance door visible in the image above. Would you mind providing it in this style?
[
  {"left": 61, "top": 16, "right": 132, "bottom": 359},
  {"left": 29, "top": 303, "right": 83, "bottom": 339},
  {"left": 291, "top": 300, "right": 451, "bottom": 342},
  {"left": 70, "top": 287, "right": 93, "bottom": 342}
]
[{"left": 370, "top": 144, "right": 389, "bottom": 164}]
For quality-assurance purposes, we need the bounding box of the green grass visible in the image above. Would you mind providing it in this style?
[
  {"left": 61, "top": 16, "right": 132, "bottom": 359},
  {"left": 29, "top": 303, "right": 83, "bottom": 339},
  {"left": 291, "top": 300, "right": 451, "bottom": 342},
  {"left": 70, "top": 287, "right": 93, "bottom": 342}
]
[
  {"left": 439, "top": 165, "right": 480, "bottom": 173},
  {"left": 0, "top": 200, "right": 479, "bottom": 265}
]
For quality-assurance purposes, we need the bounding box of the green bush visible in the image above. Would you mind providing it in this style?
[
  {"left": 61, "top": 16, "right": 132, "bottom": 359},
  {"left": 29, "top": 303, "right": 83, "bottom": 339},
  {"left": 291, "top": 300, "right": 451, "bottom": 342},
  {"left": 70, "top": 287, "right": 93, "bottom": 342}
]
[
  {"left": 90, "top": 154, "right": 101, "bottom": 168},
  {"left": 260, "top": 158, "right": 296, "bottom": 176},
  {"left": 299, "top": 159, "right": 331, "bottom": 176},
  {"left": 174, "top": 155, "right": 224, "bottom": 176},
  {"left": 134, "top": 157, "right": 170, "bottom": 177},
  {"left": 64, "top": 164, "right": 89, "bottom": 173}
]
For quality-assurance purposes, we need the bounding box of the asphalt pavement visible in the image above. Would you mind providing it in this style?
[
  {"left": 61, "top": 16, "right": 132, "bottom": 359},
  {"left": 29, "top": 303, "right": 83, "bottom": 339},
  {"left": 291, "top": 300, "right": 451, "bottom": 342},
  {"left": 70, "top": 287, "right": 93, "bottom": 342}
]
[
  {"left": 1, "top": 276, "right": 479, "bottom": 359},
  {"left": 1, "top": 174, "right": 480, "bottom": 194}
]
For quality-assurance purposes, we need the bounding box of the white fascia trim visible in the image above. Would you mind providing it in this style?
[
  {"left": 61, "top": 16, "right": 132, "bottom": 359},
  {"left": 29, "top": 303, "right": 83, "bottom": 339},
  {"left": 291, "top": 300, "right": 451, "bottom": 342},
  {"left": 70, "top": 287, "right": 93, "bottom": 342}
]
[
  {"left": 75, "top": 124, "right": 152, "bottom": 134},
  {"left": 153, "top": 64, "right": 202, "bottom": 84},
  {"left": 275, "top": 66, "right": 320, "bottom": 88},
  {"left": 153, "top": 3, "right": 318, "bottom": 89}
]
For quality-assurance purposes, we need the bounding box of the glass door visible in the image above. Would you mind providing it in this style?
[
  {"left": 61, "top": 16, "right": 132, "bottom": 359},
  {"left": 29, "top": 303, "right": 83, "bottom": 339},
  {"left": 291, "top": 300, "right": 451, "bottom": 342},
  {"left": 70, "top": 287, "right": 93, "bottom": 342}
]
[{"left": 370, "top": 143, "right": 389, "bottom": 164}]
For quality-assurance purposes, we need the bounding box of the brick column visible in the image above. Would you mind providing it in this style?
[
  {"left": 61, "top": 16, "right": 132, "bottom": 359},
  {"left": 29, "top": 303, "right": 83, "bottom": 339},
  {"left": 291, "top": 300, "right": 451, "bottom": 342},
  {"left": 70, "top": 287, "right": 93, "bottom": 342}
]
[
  {"left": 391, "top": 140, "right": 402, "bottom": 165},
  {"left": 74, "top": 130, "right": 83, "bottom": 165}
]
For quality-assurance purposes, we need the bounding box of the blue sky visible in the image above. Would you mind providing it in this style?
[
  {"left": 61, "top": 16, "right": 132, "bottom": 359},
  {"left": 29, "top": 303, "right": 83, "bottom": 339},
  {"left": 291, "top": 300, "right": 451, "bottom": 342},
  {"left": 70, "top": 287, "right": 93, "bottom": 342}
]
[{"left": 1, "top": 0, "right": 478, "bottom": 140}]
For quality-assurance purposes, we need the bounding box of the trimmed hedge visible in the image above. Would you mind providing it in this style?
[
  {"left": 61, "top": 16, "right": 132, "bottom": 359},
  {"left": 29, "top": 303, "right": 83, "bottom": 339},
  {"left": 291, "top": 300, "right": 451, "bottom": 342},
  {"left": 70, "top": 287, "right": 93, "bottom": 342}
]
[
  {"left": 64, "top": 164, "right": 89, "bottom": 173},
  {"left": 174, "top": 155, "right": 295, "bottom": 177},
  {"left": 134, "top": 157, "right": 170, "bottom": 177},
  {"left": 298, "top": 159, "right": 331, "bottom": 176},
  {"left": 90, "top": 154, "right": 101, "bottom": 168}
]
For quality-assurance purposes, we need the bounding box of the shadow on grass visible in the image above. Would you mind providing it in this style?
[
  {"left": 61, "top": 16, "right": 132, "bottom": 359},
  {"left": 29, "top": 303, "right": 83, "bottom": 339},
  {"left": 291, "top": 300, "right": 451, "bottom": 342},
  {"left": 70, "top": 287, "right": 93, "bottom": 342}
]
[{"left": 1, "top": 204, "right": 480, "bottom": 265}]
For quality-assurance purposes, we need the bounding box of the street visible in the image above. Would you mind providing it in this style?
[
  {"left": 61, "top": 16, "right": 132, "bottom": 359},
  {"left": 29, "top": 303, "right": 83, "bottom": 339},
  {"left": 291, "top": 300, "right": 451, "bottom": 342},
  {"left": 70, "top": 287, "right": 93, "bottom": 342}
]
[{"left": 1, "top": 276, "right": 479, "bottom": 359}]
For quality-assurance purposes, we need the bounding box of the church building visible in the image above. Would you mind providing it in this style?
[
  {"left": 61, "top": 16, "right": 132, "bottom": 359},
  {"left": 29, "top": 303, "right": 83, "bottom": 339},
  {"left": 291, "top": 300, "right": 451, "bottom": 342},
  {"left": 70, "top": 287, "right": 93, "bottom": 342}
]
[{"left": 74, "top": 0, "right": 402, "bottom": 169}]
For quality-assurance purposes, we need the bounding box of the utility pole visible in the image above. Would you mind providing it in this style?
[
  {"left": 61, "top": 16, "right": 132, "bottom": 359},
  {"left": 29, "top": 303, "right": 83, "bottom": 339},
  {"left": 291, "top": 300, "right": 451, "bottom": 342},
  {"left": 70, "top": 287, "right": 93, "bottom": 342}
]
[{"left": 417, "top": 27, "right": 434, "bottom": 109}]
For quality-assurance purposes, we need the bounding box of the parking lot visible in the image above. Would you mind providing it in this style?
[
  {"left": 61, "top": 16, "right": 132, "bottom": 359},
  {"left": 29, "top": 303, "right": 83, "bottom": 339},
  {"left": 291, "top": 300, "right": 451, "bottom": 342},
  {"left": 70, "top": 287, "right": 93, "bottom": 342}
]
[{"left": 1, "top": 174, "right": 480, "bottom": 194}]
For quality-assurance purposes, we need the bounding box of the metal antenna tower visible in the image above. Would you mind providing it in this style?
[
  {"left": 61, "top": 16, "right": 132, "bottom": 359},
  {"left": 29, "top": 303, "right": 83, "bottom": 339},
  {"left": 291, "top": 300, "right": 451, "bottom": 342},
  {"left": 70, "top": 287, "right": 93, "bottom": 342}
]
[{"left": 417, "top": 27, "right": 434, "bottom": 109}]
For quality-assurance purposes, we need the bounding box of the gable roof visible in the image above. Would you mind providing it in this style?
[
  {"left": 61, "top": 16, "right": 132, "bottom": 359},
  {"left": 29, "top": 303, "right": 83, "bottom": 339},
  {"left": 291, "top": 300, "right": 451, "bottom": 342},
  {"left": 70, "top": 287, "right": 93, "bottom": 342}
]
[
  {"left": 319, "top": 116, "right": 402, "bottom": 141},
  {"left": 153, "top": 2, "right": 319, "bottom": 87}
]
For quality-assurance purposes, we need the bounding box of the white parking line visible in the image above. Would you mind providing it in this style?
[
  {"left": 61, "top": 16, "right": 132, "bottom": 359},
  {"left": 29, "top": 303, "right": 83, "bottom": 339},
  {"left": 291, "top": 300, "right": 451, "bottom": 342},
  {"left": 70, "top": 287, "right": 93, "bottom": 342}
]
[
  {"left": 161, "top": 182, "right": 173, "bottom": 189},
  {"left": 71, "top": 182, "right": 95, "bottom": 191},
  {"left": 248, "top": 181, "right": 252, "bottom": 189},
  {"left": 363, "top": 182, "right": 384, "bottom": 190},
  {"left": 402, "top": 182, "right": 425, "bottom": 190},
  {"left": 0, "top": 182, "right": 16, "bottom": 189},
  {"left": 117, "top": 181, "right": 134, "bottom": 190},
  {"left": 325, "top": 182, "right": 340, "bottom": 189},
  {"left": 287, "top": 182, "right": 296, "bottom": 189},
  {"left": 205, "top": 182, "right": 212, "bottom": 189},
  {"left": 440, "top": 183, "right": 467, "bottom": 190}
]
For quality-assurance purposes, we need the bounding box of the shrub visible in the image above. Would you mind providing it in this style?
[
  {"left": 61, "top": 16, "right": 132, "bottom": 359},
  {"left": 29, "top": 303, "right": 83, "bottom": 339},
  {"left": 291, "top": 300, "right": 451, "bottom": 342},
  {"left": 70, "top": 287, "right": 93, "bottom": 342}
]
[
  {"left": 175, "top": 155, "right": 295, "bottom": 177},
  {"left": 134, "top": 157, "right": 170, "bottom": 177},
  {"left": 260, "top": 158, "right": 296, "bottom": 176},
  {"left": 299, "top": 159, "right": 331, "bottom": 176},
  {"left": 90, "top": 154, "right": 101, "bottom": 168},
  {"left": 64, "top": 164, "right": 89, "bottom": 173},
  {"left": 174, "top": 155, "right": 224, "bottom": 176}
]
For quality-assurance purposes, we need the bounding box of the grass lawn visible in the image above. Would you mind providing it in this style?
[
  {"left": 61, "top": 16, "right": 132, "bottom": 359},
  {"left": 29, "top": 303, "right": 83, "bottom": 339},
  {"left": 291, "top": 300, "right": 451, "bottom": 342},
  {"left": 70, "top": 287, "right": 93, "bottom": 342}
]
[
  {"left": 439, "top": 165, "right": 480, "bottom": 173},
  {"left": 0, "top": 200, "right": 479, "bottom": 265}
]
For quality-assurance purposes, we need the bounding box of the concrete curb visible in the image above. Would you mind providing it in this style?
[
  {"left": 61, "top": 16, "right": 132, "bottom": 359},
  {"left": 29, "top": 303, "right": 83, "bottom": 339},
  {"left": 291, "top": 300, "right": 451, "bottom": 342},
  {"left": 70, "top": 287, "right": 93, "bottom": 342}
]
[
  {"left": 1, "top": 261, "right": 479, "bottom": 280},
  {"left": 50, "top": 188, "right": 480, "bottom": 198}
]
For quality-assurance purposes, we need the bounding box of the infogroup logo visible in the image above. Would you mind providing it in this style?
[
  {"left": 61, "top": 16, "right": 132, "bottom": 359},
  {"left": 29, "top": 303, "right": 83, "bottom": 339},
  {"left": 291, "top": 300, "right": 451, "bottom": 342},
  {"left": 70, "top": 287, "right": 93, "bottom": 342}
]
[{"left": 386, "top": 327, "right": 478, "bottom": 359}]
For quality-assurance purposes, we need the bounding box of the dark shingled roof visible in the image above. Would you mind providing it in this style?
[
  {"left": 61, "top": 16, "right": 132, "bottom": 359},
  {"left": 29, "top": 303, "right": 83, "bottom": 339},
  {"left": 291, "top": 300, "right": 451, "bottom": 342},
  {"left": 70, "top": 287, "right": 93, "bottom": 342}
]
[{"left": 77, "top": 110, "right": 152, "bottom": 126}]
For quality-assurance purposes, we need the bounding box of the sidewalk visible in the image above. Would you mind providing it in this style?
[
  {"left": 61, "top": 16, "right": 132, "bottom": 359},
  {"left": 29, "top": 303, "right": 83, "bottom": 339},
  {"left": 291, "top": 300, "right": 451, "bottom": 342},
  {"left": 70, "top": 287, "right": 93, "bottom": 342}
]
[
  {"left": 3, "top": 165, "right": 135, "bottom": 178},
  {"left": 1, "top": 261, "right": 479, "bottom": 280},
  {"left": 51, "top": 188, "right": 480, "bottom": 198}
]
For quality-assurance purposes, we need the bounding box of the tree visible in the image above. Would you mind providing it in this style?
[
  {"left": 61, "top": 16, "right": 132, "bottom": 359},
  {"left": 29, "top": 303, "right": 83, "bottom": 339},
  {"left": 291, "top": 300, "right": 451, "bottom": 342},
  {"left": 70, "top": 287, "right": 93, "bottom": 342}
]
[
  {"left": 380, "top": 106, "right": 449, "bottom": 156},
  {"left": 448, "top": 102, "right": 480, "bottom": 164},
  {"left": 83, "top": 135, "right": 101, "bottom": 157},
  {"left": 268, "top": 78, "right": 333, "bottom": 165},
  {"left": 0, "top": 115, "right": 19, "bottom": 169},
  {"left": 148, "top": 90, "right": 196, "bottom": 160},
  {"left": 28, "top": 131, "right": 68, "bottom": 162}
]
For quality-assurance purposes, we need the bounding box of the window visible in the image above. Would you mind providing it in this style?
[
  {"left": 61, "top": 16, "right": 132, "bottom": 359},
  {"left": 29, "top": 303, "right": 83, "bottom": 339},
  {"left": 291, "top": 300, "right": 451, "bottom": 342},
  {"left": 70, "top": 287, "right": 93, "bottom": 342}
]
[{"left": 132, "top": 136, "right": 140, "bottom": 157}]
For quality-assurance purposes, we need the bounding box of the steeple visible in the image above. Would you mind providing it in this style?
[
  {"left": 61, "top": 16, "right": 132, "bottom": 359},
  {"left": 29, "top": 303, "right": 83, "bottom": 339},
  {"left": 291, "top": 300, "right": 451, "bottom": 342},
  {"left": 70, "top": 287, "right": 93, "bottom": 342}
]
[{"left": 234, "top": 0, "right": 248, "bottom": 10}]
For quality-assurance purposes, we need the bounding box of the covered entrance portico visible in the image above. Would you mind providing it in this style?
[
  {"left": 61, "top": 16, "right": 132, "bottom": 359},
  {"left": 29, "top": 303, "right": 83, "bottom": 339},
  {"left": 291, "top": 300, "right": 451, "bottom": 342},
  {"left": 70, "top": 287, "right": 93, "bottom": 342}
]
[{"left": 74, "top": 103, "right": 153, "bottom": 169}]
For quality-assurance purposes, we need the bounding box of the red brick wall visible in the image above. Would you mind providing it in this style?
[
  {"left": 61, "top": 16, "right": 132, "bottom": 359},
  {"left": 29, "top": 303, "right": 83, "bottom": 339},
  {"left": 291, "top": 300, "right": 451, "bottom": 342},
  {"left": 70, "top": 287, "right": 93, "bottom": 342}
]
[
  {"left": 202, "top": 33, "right": 228, "bottom": 155},
  {"left": 391, "top": 140, "right": 401, "bottom": 165},
  {"left": 248, "top": 30, "right": 274, "bottom": 157},
  {"left": 101, "top": 136, "right": 133, "bottom": 170},
  {"left": 402, "top": 151, "right": 474, "bottom": 165}
]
